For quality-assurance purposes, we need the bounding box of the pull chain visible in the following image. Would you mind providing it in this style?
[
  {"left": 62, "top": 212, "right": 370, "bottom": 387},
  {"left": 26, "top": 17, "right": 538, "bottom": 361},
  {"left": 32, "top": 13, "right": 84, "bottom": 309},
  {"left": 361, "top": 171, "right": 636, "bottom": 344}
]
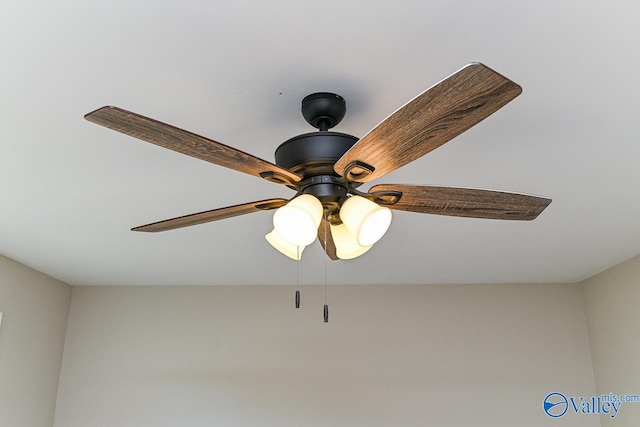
[
  {"left": 295, "top": 245, "right": 300, "bottom": 308},
  {"left": 323, "top": 210, "right": 329, "bottom": 323}
]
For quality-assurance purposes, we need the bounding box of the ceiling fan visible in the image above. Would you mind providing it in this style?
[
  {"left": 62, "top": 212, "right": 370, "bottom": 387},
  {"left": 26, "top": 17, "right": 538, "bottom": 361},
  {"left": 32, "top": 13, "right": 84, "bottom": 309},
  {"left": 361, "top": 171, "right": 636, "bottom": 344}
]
[{"left": 85, "top": 63, "right": 551, "bottom": 261}]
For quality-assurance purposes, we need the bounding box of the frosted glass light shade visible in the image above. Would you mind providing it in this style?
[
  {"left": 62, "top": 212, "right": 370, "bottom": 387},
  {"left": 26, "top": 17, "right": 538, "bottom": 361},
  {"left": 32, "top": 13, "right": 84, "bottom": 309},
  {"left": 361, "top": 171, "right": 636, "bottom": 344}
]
[
  {"left": 273, "top": 194, "right": 323, "bottom": 246},
  {"left": 265, "top": 229, "right": 305, "bottom": 260},
  {"left": 340, "top": 195, "right": 392, "bottom": 246},
  {"left": 330, "top": 223, "right": 372, "bottom": 260}
]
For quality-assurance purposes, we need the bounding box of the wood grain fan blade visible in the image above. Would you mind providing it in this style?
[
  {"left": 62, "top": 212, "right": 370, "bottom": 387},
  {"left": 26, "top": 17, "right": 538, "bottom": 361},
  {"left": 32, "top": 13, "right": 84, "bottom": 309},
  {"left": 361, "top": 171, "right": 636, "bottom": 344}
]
[
  {"left": 132, "top": 199, "right": 288, "bottom": 232},
  {"left": 318, "top": 216, "right": 338, "bottom": 260},
  {"left": 370, "top": 185, "right": 551, "bottom": 221},
  {"left": 334, "top": 63, "right": 522, "bottom": 182},
  {"left": 85, "top": 106, "right": 302, "bottom": 184}
]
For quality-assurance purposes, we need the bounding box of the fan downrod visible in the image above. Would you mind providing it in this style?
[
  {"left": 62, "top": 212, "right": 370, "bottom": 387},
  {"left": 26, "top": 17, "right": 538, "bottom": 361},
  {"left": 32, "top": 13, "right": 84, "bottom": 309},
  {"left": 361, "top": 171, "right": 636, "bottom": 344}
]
[{"left": 301, "top": 93, "right": 346, "bottom": 131}]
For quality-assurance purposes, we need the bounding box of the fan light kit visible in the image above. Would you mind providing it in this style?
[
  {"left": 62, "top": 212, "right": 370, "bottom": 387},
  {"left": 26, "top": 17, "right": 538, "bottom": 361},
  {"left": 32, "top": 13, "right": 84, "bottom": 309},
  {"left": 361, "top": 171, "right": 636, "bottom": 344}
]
[
  {"left": 85, "top": 63, "right": 551, "bottom": 261},
  {"left": 268, "top": 193, "right": 390, "bottom": 259}
]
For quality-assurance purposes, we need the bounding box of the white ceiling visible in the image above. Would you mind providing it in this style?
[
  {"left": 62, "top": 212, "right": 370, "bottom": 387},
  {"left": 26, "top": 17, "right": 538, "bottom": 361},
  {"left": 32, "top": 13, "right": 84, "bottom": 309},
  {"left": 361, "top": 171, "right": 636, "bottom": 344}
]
[{"left": 1, "top": 0, "right": 639, "bottom": 286}]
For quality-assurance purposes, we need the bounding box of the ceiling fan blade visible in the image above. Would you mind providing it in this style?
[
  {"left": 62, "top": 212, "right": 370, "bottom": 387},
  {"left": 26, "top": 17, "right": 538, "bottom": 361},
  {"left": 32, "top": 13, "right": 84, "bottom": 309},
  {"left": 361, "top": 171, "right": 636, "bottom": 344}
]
[
  {"left": 85, "top": 106, "right": 302, "bottom": 185},
  {"left": 370, "top": 184, "right": 551, "bottom": 221},
  {"left": 132, "top": 198, "right": 288, "bottom": 233},
  {"left": 318, "top": 216, "right": 339, "bottom": 260},
  {"left": 334, "top": 63, "right": 522, "bottom": 182}
]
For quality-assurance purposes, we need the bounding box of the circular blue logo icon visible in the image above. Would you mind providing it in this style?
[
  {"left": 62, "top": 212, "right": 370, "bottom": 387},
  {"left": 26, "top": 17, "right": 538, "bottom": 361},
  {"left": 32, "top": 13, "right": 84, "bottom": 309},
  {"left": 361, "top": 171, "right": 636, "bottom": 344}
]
[{"left": 543, "top": 392, "right": 568, "bottom": 418}]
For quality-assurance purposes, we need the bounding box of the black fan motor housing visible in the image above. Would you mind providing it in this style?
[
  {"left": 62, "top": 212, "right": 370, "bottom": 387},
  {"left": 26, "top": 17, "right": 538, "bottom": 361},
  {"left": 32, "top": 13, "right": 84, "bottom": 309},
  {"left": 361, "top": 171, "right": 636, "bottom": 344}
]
[
  {"left": 275, "top": 132, "right": 358, "bottom": 212},
  {"left": 274, "top": 131, "right": 357, "bottom": 176},
  {"left": 273, "top": 92, "right": 360, "bottom": 213}
]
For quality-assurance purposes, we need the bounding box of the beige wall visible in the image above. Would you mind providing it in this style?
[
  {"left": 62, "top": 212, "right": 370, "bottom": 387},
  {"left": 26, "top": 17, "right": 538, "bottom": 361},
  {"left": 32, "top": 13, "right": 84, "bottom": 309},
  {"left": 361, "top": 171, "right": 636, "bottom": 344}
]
[
  {"left": 54, "top": 283, "right": 598, "bottom": 427},
  {"left": 582, "top": 255, "right": 640, "bottom": 426},
  {"left": 0, "top": 254, "right": 71, "bottom": 427},
  {"left": 10, "top": 250, "right": 636, "bottom": 427}
]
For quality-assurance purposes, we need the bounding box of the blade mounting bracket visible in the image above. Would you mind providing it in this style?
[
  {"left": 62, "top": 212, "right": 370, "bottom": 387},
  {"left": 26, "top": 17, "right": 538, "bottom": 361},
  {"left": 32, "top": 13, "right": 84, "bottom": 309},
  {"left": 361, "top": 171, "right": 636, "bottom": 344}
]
[
  {"left": 259, "top": 171, "right": 297, "bottom": 186},
  {"left": 342, "top": 161, "right": 375, "bottom": 182},
  {"left": 255, "top": 200, "right": 289, "bottom": 211},
  {"left": 371, "top": 190, "right": 403, "bottom": 206},
  {"left": 346, "top": 184, "right": 402, "bottom": 206}
]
